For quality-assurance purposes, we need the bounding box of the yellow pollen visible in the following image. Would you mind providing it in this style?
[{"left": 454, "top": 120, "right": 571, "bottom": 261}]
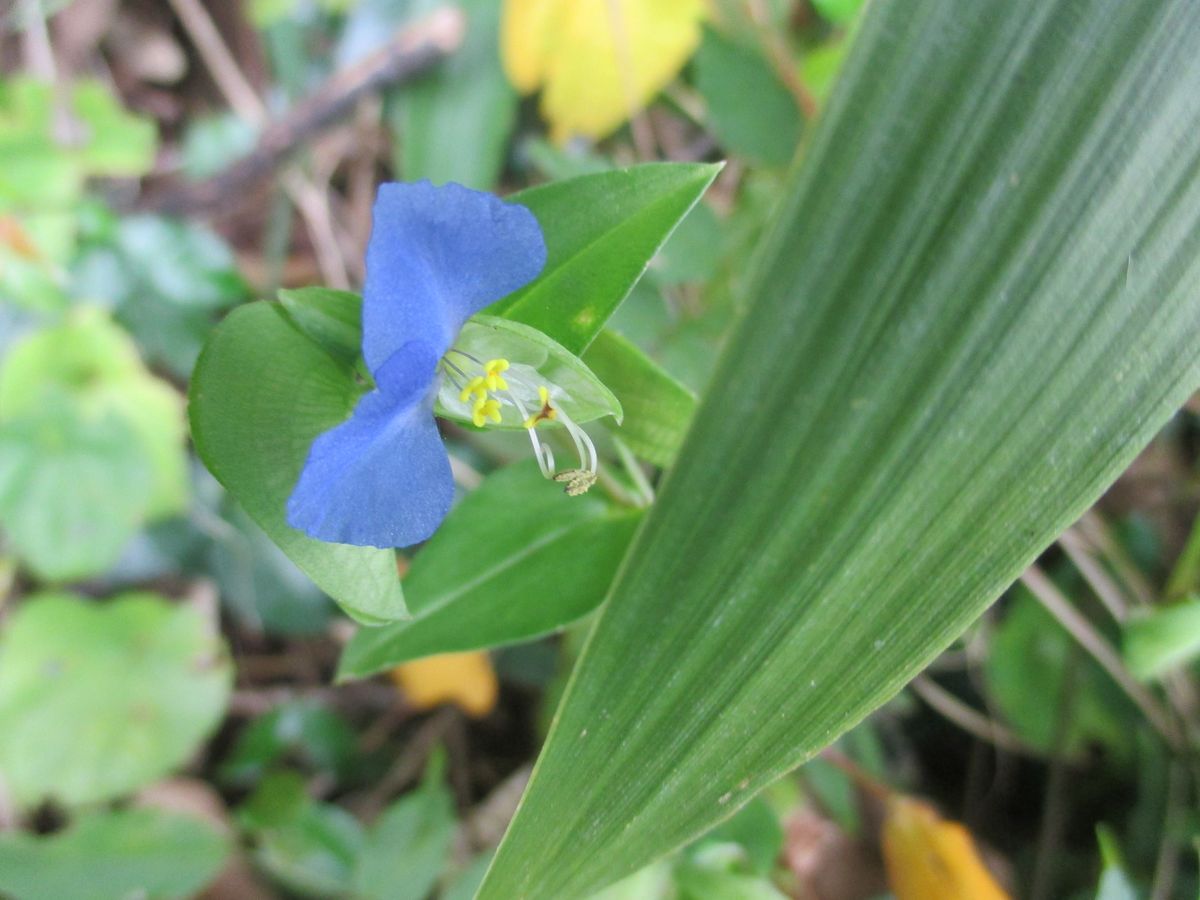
[
  {"left": 483, "top": 359, "right": 510, "bottom": 392},
  {"left": 523, "top": 385, "right": 558, "bottom": 429},
  {"left": 459, "top": 376, "right": 487, "bottom": 404},
  {"left": 472, "top": 397, "right": 502, "bottom": 428}
]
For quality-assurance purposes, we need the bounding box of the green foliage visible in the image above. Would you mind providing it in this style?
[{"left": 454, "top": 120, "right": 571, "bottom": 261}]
[
  {"left": 987, "top": 590, "right": 1131, "bottom": 757},
  {"left": 73, "top": 215, "right": 249, "bottom": 376},
  {"left": 810, "top": 0, "right": 866, "bottom": 26},
  {"left": 582, "top": 329, "right": 696, "bottom": 467},
  {"left": 395, "top": 0, "right": 516, "bottom": 190},
  {"left": 240, "top": 771, "right": 365, "bottom": 896},
  {"left": 189, "top": 299, "right": 407, "bottom": 624},
  {"left": 477, "top": 0, "right": 1200, "bottom": 894},
  {"left": 0, "top": 311, "right": 186, "bottom": 579},
  {"left": 352, "top": 756, "right": 457, "bottom": 900},
  {"left": 239, "top": 761, "right": 456, "bottom": 899},
  {"left": 0, "top": 401, "right": 149, "bottom": 581},
  {"left": 340, "top": 462, "right": 641, "bottom": 677},
  {"left": 0, "top": 592, "right": 231, "bottom": 809},
  {"left": 1122, "top": 595, "right": 1200, "bottom": 682},
  {"left": 0, "top": 808, "right": 230, "bottom": 900},
  {"left": 0, "top": 78, "right": 156, "bottom": 311},
  {"left": 208, "top": 503, "right": 336, "bottom": 635},
  {"left": 491, "top": 164, "right": 723, "bottom": 354},
  {"left": 694, "top": 28, "right": 802, "bottom": 167},
  {"left": 220, "top": 699, "right": 359, "bottom": 787},
  {"left": 0, "top": 78, "right": 155, "bottom": 210}
]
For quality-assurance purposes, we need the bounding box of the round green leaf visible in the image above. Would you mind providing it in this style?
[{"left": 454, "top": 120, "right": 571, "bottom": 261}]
[
  {"left": 0, "top": 401, "right": 152, "bottom": 581},
  {"left": 0, "top": 592, "right": 233, "bottom": 809},
  {"left": 0, "top": 808, "right": 230, "bottom": 900}
]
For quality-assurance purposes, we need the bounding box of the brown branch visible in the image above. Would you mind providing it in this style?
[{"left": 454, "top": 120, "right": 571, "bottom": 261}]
[{"left": 142, "top": 7, "right": 465, "bottom": 218}]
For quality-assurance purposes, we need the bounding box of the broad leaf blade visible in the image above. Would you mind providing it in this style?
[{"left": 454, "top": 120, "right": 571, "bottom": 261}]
[
  {"left": 189, "top": 302, "right": 406, "bottom": 623},
  {"left": 339, "top": 463, "right": 640, "bottom": 678},
  {"left": 491, "top": 163, "right": 722, "bottom": 354},
  {"left": 479, "top": 2, "right": 1200, "bottom": 896}
]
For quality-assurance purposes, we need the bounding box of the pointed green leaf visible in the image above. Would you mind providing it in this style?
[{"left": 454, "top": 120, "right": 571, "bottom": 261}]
[
  {"left": 478, "top": 1, "right": 1200, "bottom": 895},
  {"left": 582, "top": 329, "right": 696, "bottom": 467},
  {"left": 490, "top": 163, "right": 722, "bottom": 354},
  {"left": 189, "top": 301, "right": 406, "bottom": 623},
  {"left": 339, "top": 463, "right": 640, "bottom": 678}
]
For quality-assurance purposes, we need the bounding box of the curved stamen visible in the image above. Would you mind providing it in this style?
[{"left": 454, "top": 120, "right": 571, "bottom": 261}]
[{"left": 501, "top": 388, "right": 556, "bottom": 478}]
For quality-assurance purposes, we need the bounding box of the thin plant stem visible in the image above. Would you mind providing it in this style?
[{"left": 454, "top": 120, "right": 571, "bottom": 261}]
[
  {"left": 1021, "top": 565, "right": 1182, "bottom": 750},
  {"left": 613, "top": 437, "right": 655, "bottom": 507},
  {"left": 911, "top": 675, "right": 1040, "bottom": 759},
  {"left": 165, "top": 0, "right": 352, "bottom": 287},
  {"left": 1150, "top": 760, "right": 1187, "bottom": 900},
  {"left": 1078, "top": 511, "right": 1155, "bottom": 607},
  {"left": 1029, "top": 651, "right": 1078, "bottom": 900},
  {"left": 1059, "top": 527, "right": 1131, "bottom": 622}
]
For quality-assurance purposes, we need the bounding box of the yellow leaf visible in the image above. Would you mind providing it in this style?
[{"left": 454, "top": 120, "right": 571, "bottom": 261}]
[
  {"left": 501, "top": 0, "right": 705, "bottom": 141},
  {"left": 391, "top": 651, "right": 499, "bottom": 718},
  {"left": 882, "top": 795, "right": 1010, "bottom": 900}
]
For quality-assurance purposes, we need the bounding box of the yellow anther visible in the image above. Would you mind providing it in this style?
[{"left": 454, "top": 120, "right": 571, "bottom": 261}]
[
  {"left": 483, "top": 359, "right": 510, "bottom": 392},
  {"left": 459, "top": 376, "right": 487, "bottom": 404},
  {"left": 523, "top": 385, "right": 558, "bottom": 429},
  {"left": 472, "top": 397, "right": 501, "bottom": 428}
]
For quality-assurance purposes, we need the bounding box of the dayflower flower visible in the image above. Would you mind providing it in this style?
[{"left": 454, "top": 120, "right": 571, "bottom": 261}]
[{"left": 287, "top": 181, "right": 604, "bottom": 549}]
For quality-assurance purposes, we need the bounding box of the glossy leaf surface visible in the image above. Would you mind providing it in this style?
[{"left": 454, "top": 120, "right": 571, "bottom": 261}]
[
  {"left": 340, "top": 463, "right": 640, "bottom": 677},
  {"left": 479, "top": 1, "right": 1200, "bottom": 895},
  {"left": 189, "top": 301, "right": 406, "bottom": 623},
  {"left": 490, "top": 164, "right": 722, "bottom": 354}
]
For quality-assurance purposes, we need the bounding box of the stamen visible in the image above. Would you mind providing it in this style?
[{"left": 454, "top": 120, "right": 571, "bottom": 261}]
[
  {"left": 483, "top": 359, "right": 510, "bottom": 392},
  {"left": 438, "top": 348, "right": 598, "bottom": 491},
  {"left": 459, "top": 376, "right": 488, "bottom": 404},
  {"left": 471, "top": 396, "right": 501, "bottom": 428},
  {"left": 557, "top": 406, "right": 598, "bottom": 475}
]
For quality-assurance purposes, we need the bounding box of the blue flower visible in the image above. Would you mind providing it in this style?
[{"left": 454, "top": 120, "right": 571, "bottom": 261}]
[{"left": 286, "top": 181, "right": 548, "bottom": 549}]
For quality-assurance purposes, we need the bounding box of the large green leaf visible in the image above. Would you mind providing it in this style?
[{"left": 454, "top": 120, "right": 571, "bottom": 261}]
[
  {"left": 0, "top": 592, "right": 232, "bottom": 809},
  {"left": 0, "top": 401, "right": 151, "bottom": 582},
  {"left": 189, "top": 302, "right": 407, "bottom": 623},
  {"left": 339, "top": 463, "right": 641, "bottom": 678},
  {"left": 694, "top": 28, "right": 802, "bottom": 167},
  {"left": 489, "top": 164, "right": 722, "bottom": 354},
  {"left": 478, "top": 2, "right": 1200, "bottom": 896},
  {"left": 0, "top": 310, "right": 188, "bottom": 520},
  {"left": 0, "top": 808, "right": 230, "bottom": 900}
]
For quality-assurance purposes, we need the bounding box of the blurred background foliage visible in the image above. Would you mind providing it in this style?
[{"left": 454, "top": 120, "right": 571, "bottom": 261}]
[{"left": 0, "top": 0, "right": 1198, "bottom": 897}]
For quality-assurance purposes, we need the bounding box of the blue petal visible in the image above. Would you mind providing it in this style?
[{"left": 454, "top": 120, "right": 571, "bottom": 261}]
[
  {"left": 361, "top": 181, "right": 548, "bottom": 376},
  {"left": 287, "top": 342, "right": 453, "bottom": 548}
]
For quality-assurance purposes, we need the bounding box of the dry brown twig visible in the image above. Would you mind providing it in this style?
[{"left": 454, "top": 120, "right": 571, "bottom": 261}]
[{"left": 161, "top": 0, "right": 464, "bottom": 287}]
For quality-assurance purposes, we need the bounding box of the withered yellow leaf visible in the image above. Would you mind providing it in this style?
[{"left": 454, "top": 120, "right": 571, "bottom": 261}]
[
  {"left": 391, "top": 651, "right": 499, "bottom": 718},
  {"left": 501, "top": 0, "right": 705, "bottom": 141},
  {"left": 882, "top": 795, "right": 1010, "bottom": 900}
]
